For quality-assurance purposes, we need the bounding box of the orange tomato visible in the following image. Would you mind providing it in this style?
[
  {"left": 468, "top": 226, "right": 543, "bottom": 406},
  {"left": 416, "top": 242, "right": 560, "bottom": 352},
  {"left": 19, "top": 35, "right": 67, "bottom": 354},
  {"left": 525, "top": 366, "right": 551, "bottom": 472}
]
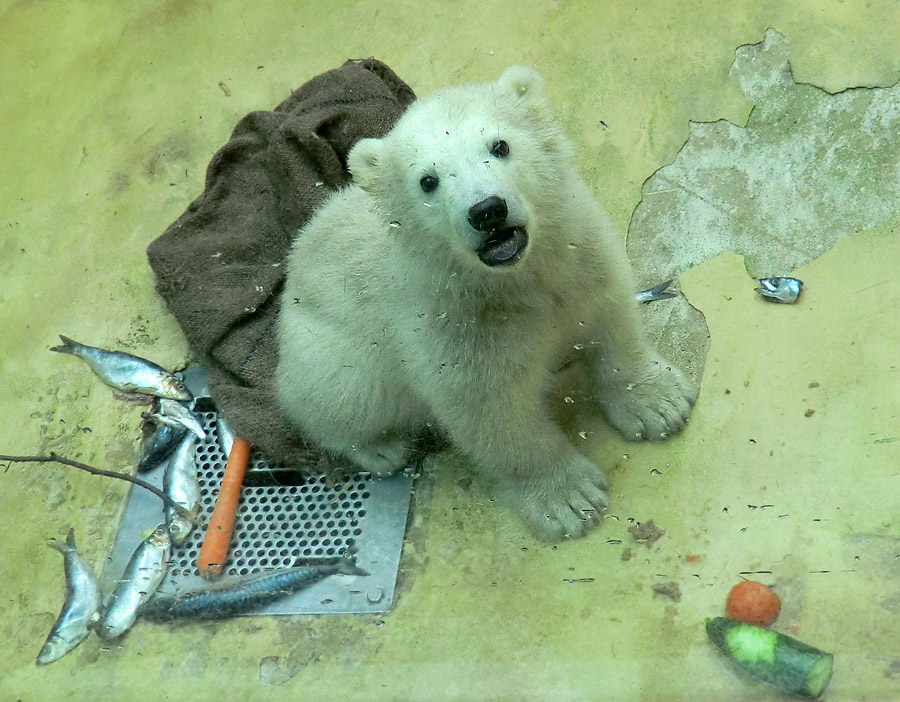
[{"left": 725, "top": 580, "right": 781, "bottom": 626}]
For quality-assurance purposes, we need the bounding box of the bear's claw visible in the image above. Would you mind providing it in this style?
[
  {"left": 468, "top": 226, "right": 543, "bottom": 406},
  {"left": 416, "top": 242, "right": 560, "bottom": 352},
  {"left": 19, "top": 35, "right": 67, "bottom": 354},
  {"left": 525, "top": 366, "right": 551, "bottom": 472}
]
[
  {"left": 504, "top": 457, "right": 610, "bottom": 541},
  {"left": 599, "top": 358, "right": 697, "bottom": 442}
]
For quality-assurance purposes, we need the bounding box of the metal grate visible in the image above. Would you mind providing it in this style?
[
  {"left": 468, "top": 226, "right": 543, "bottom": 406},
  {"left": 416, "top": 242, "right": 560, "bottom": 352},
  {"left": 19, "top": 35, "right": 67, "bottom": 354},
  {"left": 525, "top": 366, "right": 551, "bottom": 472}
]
[
  {"left": 101, "top": 366, "right": 413, "bottom": 615},
  {"left": 168, "top": 410, "right": 370, "bottom": 578}
]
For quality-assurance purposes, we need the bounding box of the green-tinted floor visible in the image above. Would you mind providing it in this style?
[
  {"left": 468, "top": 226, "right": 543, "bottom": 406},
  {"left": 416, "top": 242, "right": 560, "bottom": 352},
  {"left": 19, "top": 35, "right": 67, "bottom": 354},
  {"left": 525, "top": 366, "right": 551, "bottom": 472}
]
[{"left": 2, "top": 2, "right": 899, "bottom": 700}]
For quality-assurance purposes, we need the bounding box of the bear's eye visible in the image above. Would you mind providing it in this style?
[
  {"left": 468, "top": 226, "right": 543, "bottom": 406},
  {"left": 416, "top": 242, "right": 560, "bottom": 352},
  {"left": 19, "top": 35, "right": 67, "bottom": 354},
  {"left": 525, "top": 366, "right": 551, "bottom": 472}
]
[
  {"left": 490, "top": 140, "right": 510, "bottom": 158},
  {"left": 420, "top": 174, "right": 440, "bottom": 193}
]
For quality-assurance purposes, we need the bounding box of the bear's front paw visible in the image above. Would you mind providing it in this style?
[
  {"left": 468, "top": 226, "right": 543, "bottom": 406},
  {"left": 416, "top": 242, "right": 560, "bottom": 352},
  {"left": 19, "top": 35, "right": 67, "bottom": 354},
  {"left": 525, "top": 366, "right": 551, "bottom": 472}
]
[
  {"left": 599, "top": 357, "right": 697, "bottom": 441},
  {"left": 504, "top": 457, "right": 610, "bottom": 542}
]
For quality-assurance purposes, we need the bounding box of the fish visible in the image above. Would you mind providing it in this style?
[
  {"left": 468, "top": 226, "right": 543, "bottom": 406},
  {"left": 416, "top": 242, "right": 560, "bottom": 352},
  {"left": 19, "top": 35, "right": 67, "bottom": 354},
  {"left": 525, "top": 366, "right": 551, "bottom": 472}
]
[
  {"left": 635, "top": 279, "right": 677, "bottom": 303},
  {"left": 756, "top": 276, "right": 803, "bottom": 303},
  {"left": 164, "top": 434, "right": 201, "bottom": 546},
  {"left": 137, "top": 420, "right": 188, "bottom": 473},
  {"left": 49, "top": 336, "right": 192, "bottom": 401},
  {"left": 36, "top": 529, "right": 102, "bottom": 665},
  {"left": 94, "top": 524, "right": 171, "bottom": 640},
  {"left": 155, "top": 398, "right": 206, "bottom": 440},
  {"left": 138, "top": 556, "right": 368, "bottom": 621},
  {"left": 215, "top": 414, "right": 236, "bottom": 457}
]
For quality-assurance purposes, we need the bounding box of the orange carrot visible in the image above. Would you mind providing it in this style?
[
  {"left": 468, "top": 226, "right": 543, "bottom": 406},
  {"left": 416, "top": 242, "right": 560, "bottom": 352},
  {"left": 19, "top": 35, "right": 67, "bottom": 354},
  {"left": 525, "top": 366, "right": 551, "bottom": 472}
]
[{"left": 197, "top": 436, "right": 251, "bottom": 578}]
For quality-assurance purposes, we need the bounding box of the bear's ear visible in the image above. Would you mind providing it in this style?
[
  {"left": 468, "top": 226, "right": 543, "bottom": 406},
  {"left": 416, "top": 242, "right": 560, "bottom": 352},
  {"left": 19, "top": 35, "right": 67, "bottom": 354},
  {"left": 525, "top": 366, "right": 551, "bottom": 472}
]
[
  {"left": 497, "top": 66, "right": 548, "bottom": 107},
  {"left": 348, "top": 137, "right": 385, "bottom": 192}
]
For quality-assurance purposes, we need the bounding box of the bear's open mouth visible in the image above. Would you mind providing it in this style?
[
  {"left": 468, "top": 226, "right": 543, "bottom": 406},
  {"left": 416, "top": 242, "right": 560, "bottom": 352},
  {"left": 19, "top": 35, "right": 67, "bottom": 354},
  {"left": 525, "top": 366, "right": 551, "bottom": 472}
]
[{"left": 476, "top": 227, "right": 529, "bottom": 267}]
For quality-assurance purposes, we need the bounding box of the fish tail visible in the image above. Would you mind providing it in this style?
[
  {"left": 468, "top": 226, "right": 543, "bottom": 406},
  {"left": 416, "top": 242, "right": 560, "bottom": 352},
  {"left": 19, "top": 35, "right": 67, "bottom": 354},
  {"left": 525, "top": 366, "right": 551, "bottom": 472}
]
[
  {"left": 49, "top": 335, "right": 80, "bottom": 355},
  {"left": 45, "top": 538, "right": 65, "bottom": 554},
  {"left": 337, "top": 556, "right": 369, "bottom": 577},
  {"left": 644, "top": 279, "right": 677, "bottom": 302},
  {"left": 46, "top": 529, "right": 75, "bottom": 554}
]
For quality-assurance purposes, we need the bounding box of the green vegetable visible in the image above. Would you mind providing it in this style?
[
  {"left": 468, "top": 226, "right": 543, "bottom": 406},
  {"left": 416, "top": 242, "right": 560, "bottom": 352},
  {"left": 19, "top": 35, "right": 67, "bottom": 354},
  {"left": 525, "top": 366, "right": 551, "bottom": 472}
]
[{"left": 706, "top": 617, "right": 833, "bottom": 699}]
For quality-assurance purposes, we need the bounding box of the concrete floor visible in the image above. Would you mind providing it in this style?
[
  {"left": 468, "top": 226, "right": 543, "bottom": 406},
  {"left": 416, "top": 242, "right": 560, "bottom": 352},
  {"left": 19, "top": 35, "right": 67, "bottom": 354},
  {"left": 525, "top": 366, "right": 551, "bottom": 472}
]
[{"left": 2, "top": 1, "right": 899, "bottom": 700}]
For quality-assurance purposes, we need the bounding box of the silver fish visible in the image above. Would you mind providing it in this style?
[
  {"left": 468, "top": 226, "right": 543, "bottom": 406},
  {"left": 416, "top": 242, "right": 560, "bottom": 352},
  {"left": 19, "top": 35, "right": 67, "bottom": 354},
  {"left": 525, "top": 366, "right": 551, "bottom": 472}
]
[
  {"left": 756, "top": 276, "right": 803, "bottom": 303},
  {"left": 139, "top": 556, "right": 368, "bottom": 621},
  {"left": 95, "top": 525, "right": 171, "bottom": 640},
  {"left": 215, "top": 415, "right": 236, "bottom": 457},
  {"left": 635, "top": 279, "right": 677, "bottom": 303},
  {"left": 156, "top": 398, "right": 206, "bottom": 440},
  {"left": 138, "top": 420, "right": 188, "bottom": 473},
  {"left": 49, "top": 336, "right": 192, "bottom": 401},
  {"left": 164, "top": 434, "right": 200, "bottom": 546},
  {"left": 36, "top": 529, "right": 101, "bottom": 665}
]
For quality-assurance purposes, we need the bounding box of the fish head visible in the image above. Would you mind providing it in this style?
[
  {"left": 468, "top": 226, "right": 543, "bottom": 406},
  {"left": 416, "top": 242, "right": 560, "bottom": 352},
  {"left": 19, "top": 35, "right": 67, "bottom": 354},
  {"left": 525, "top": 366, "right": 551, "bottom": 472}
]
[
  {"left": 161, "top": 376, "right": 192, "bottom": 402},
  {"left": 35, "top": 636, "right": 68, "bottom": 665},
  {"left": 167, "top": 518, "right": 193, "bottom": 547},
  {"left": 756, "top": 276, "right": 803, "bottom": 303},
  {"left": 146, "top": 524, "right": 173, "bottom": 548},
  {"left": 756, "top": 278, "right": 779, "bottom": 293}
]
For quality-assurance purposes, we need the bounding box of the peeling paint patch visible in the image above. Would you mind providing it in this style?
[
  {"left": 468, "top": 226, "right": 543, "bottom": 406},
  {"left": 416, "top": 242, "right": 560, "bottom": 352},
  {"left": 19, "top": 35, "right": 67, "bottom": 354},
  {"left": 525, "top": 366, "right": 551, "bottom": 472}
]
[
  {"left": 259, "top": 655, "right": 295, "bottom": 687},
  {"left": 628, "top": 29, "right": 900, "bottom": 381}
]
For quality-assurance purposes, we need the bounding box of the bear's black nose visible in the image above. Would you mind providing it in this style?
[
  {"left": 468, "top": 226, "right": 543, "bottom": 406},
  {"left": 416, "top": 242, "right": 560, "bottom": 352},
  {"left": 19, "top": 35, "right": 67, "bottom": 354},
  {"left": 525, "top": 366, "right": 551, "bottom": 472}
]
[{"left": 467, "top": 196, "right": 508, "bottom": 231}]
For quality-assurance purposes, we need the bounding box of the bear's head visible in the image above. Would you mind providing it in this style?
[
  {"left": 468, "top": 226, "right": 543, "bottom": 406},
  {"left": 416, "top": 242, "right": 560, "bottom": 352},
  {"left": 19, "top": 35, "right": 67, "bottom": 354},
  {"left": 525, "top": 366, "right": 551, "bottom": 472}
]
[{"left": 348, "top": 66, "right": 575, "bottom": 273}]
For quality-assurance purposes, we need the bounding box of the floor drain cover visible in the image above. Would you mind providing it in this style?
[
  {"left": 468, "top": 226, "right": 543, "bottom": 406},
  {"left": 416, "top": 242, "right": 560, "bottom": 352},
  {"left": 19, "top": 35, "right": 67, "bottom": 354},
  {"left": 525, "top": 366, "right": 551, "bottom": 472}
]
[{"left": 101, "top": 366, "right": 413, "bottom": 615}]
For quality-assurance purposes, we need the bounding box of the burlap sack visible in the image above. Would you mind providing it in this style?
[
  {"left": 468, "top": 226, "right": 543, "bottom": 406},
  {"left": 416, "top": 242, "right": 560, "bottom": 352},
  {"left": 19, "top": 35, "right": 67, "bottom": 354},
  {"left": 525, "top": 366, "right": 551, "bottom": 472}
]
[{"left": 147, "top": 59, "right": 416, "bottom": 468}]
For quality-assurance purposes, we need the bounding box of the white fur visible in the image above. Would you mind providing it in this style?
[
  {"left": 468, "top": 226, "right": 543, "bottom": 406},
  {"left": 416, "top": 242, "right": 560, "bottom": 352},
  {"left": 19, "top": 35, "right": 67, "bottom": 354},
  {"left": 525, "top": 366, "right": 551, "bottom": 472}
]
[{"left": 276, "top": 67, "right": 696, "bottom": 541}]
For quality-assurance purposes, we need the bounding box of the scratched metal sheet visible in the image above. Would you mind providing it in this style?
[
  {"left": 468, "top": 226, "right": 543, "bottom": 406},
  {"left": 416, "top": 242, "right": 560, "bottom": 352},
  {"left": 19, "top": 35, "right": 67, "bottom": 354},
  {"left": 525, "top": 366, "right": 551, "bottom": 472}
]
[{"left": 101, "top": 366, "right": 413, "bottom": 615}]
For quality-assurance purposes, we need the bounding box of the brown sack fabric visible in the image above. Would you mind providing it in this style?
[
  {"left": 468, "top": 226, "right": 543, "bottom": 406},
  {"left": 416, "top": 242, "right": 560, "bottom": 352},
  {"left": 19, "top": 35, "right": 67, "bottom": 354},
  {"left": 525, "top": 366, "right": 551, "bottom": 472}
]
[{"left": 147, "top": 59, "right": 416, "bottom": 468}]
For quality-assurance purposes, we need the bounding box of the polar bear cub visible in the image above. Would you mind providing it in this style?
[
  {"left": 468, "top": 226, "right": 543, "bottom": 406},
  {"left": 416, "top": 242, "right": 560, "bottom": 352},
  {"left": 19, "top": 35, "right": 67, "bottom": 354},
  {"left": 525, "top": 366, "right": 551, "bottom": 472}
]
[{"left": 276, "top": 67, "right": 695, "bottom": 541}]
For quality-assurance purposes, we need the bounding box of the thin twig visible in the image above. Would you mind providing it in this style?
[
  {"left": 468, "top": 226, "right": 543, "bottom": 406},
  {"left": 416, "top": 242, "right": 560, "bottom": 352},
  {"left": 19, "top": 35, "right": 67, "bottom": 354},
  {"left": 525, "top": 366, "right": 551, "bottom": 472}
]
[{"left": 0, "top": 452, "right": 203, "bottom": 527}]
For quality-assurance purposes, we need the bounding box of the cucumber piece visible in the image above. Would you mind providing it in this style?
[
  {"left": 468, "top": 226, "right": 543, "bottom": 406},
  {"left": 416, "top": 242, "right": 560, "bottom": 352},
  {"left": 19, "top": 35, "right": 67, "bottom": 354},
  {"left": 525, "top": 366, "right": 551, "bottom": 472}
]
[{"left": 706, "top": 617, "right": 833, "bottom": 698}]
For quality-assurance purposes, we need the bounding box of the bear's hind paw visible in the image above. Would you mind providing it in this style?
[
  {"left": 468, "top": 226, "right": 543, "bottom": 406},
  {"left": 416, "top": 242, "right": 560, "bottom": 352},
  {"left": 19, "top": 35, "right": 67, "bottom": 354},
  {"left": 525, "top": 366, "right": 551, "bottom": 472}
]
[{"left": 346, "top": 438, "right": 412, "bottom": 476}]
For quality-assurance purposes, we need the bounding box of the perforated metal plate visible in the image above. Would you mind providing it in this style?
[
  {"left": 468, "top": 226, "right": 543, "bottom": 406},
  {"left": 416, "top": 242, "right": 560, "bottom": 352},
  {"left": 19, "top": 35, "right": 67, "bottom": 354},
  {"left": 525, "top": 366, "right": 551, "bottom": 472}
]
[{"left": 101, "top": 366, "right": 413, "bottom": 615}]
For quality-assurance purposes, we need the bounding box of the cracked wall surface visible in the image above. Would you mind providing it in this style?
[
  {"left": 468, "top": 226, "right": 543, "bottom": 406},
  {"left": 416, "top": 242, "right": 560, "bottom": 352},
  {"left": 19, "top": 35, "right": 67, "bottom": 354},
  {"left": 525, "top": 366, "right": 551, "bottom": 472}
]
[{"left": 629, "top": 29, "right": 900, "bottom": 385}]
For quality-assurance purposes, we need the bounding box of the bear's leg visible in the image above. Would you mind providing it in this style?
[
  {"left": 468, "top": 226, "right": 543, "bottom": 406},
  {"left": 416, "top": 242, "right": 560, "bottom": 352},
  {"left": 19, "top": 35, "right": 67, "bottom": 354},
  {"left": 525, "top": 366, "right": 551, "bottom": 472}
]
[
  {"left": 421, "top": 368, "right": 610, "bottom": 541},
  {"left": 276, "top": 329, "right": 418, "bottom": 475},
  {"left": 285, "top": 398, "right": 415, "bottom": 475},
  {"left": 583, "top": 285, "right": 696, "bottom": 441}
]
